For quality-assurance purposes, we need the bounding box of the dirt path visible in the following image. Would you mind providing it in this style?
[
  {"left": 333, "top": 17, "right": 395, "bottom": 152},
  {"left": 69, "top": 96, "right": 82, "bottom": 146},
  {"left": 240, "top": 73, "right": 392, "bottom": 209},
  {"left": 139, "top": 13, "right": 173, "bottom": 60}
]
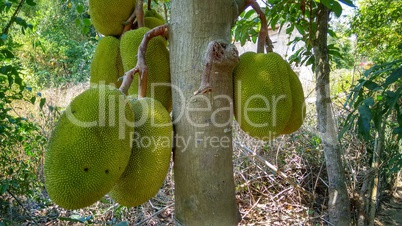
[{"left": 376, "top": 173, "right": 402, "bottom": 226}]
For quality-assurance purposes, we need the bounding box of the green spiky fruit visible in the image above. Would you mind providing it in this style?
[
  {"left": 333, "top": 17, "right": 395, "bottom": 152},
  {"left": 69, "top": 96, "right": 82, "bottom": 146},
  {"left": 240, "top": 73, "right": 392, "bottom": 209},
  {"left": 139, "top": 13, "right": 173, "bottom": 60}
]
[
  {"left": 280, "top": 65, "right": 306, "bottom": 134},
  {"left": 120, "top": 27, "right": 171, "bottom": 111},
  {"left": 44, "top": 84, "right": 134, "bottom": 210},
  {"left": 144, "top": 9, "right": 165, "bottom": 22},
  {"left": 89, "top": 0, "right": 136, "bottom": 36},
  {"left": 90, "top": 36, "right": 124, "bottom": 87},
  {"left": 109, "top": 97, "right": 173, "bottom": 207},
  {"left": 233, "top": 52, "right": 299, "bottom": 140},
  {"left": 144, "top": 17, "right": 165, "bottom": 29}
]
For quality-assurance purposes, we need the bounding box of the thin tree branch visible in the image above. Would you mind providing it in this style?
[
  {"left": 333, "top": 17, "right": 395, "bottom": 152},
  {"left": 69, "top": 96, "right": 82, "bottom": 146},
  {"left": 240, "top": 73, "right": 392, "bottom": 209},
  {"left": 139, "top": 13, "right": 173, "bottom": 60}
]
[
  {"left": 2, "top": 0, "right": 26, "bottom": 35},
  {"left": 119, "top": 24, "right": 169, "bottom": 97},
  {"left": 136, "top": 0, "right": 145, "bottom": 28},
  {"left": 247, "top": 0, "right": 273, "bottom": 53},
  {"left": 122, "top": 10, "right": 137, "bottom": 35}
]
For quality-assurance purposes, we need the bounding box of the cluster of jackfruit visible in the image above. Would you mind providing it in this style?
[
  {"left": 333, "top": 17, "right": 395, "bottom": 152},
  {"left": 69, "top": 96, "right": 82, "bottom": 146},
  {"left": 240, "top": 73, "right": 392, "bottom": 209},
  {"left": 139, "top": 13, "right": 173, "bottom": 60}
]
[
  {"left": 45, "top": 85, "right": 173, "bottom": 210},
  {"left": 233, "top": 52, "right": 306, "bottom": 141},
  {"left": 45, "top": 4, "right": 173, "bottom": 210}
]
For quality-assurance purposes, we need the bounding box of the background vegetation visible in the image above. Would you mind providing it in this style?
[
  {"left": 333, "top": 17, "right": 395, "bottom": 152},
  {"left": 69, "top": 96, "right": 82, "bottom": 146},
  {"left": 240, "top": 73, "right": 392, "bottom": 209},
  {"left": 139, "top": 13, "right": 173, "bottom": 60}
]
[{"left": 1, "top": 0, "right": 401, "bottom": 225}]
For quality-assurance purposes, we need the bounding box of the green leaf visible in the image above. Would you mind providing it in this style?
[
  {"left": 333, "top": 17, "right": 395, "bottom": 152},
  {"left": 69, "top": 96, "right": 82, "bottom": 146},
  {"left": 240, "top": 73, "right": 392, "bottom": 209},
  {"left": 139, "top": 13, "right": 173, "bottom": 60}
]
[
  {"left": 39, "top": 98, "right": 46, "bottom": 109},
  {"left": 393, "top": 127, "right": 402, "bottom": 134},
  {"left": 358, "top": 104, "right": 372, "bottom": 141},
  {"left": 75, "top": 18, "right": 81, "bottom": 27},
  {"left": 76, "top": 4, "right": 84, "bottom": 14},
  {"left": 26, "top": 0, "right": 36, "bottom": 6},
  {"left": 383, "top": 65, "right": 402, "bottom": 88},
  {"left": 363, "top": 81, "right": 382, "bottom": 91},
  {"left": 1, "top": 49, "right": 14, "bottom": 58},
  {"left": 331, "top": 1, "right": 343, "bottom": 17},
  {"left": 339, "top": 0, "right": 355, "bottom": 7},
  {"left": 30, "top": 96, "right": 36, "bottom": 104},
  {"left": 83, "top": 18, "right": 91, "bottom": 26}
]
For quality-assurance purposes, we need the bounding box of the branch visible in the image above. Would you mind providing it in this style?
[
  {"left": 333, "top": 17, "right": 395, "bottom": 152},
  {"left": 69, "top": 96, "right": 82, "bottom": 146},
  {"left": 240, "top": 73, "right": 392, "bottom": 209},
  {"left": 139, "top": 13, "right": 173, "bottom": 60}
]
[
  {"left": 148, "top": 0, "right": 152, "bottom": 10},
  {"left": 135, "top": 0, "right": 145, "bottom": 28},
  {"left": 119, "top": 24, "right": 169, "bottom": 97},
  {"left": 247, "top": 0, "right": 273, "bottom": 53},
  {"left": 2, "top": 0, "right": 26, "bottom": 35},
  {"left": 122, "top": 10, "right": 137, "bottom": 35},
  {"left": 194, "top": 40, "right": 239, "bottom": 95}
]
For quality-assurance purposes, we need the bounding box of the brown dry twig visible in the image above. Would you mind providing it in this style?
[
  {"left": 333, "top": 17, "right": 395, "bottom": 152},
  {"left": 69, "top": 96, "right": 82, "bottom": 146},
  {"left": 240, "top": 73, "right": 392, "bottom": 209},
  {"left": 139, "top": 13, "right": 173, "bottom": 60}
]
[{"left": 119, "top": 24, "right": 169, "bottom": 97}]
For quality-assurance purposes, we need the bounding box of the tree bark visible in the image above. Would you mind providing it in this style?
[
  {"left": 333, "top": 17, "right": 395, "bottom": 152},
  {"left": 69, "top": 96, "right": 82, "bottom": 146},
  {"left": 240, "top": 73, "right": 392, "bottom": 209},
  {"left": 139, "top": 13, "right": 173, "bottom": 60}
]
[
  {"left": 169, "top": 1, "right": 241, "bottom": 225},
  {"left": 313, "top": 3, "right": 351, "bottom": 225}
]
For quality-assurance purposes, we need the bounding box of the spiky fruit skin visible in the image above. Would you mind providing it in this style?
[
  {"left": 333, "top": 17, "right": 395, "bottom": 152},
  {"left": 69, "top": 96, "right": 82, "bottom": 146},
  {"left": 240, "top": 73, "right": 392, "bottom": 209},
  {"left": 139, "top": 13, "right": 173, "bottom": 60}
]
[
  {"left": 144, "top": 17, "right": 165, "bottom": 29},
  {"left": 281, "top": 65, "right": 306, "bottom": 134},
  {"left": 120, "top": 28, "right": 171, "bottom": 111},
  {"left": 90, "top": 36, "right": 124, "bottom": 87},
  {"left": 144, "top": 9, "right": 165, "bottom": 22},
  {"left": 109, "top": 97, "right": 173, "bottom": 207},
  {"left": 233, "top": 52, "right": 294, "bottom": 140},
  {"left": 44, "top": 85, "right": 134, "bottom": 210},
  {"left": 89, "top": 0, "right": 136, "bottom": 36}
]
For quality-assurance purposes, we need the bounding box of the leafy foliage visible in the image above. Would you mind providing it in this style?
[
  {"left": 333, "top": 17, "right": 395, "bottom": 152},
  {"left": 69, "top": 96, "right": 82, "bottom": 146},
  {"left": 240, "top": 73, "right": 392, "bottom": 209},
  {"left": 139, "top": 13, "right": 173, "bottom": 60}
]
[
  {"left": 340, "top": 59, "right": 402, "bottom": 174},
  {"left": 232, "top": 0, "right": 354, "bottom": 70},
  {"left": 15, "top": 0, "right": 97, "bottom": 88},
  {"left": 1, "top": 0, "right": 47, "bottom": 219},
  {"left": 350, "top": 0, "right": 402, "bottom": 63}
]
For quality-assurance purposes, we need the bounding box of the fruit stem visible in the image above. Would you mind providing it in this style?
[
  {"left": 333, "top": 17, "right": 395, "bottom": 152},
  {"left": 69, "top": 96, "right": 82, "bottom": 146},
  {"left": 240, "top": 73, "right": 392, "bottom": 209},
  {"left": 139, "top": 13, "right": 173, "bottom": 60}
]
[
  {"left": 119, "top": 24, "right": 170, "bottom": 97},
  {"left": 136, "top": 0, "right": 145, "bottom": 27},
  {"left": 122, "top": 0, "right": 146, "bottom": 35},
  {"left": 247, "top": 0, "right": 273, "bottom": 53}
]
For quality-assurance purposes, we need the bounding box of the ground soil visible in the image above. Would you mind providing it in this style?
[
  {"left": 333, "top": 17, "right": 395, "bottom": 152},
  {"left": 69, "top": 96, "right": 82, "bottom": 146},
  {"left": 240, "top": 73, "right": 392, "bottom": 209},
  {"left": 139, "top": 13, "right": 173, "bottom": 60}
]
[{"left": 376, "top": 174, "right": 402, "bottom": 226}]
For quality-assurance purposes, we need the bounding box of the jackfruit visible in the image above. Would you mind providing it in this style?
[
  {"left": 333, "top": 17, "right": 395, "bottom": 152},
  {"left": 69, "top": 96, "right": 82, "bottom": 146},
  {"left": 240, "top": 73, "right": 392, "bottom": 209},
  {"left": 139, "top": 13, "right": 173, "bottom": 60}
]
[
  {"left": 90, "top": 36, "right": 124, "bottom": 87},
  {"left": 120, "top": 27, "right": 171, "bottom": 111},
  {"left": 233, "top": 52, "right": 296, "bottom": 140},
  {"left": 44, "top": 84, "right": 135, "bottom": 210},
  {"left": 144, "top": 17, "right": 165, "bottom": 29},
  {"left": 89, "top": 0, "right": 136, "bottom": 36},
  {"left": 144, "top": 9, "right": 165, "bottom": 22},
  {"left": 280, "top": 65, "right": 306, "bottom": 134},
  {"left": 109, "top": 97, "right": 173, "bottom": 207}
]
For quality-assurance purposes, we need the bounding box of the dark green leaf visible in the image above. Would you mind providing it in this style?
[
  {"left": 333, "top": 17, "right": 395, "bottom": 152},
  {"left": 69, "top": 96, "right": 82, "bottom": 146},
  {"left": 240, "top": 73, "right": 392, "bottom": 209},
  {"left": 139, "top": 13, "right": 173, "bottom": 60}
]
[
  {"left": 76, "top": 4, "right": 84, "bottom": 14},
  {"left": 83, "top": 18, "right": 91, "bottom": 26},
  {"left": 363, "top": 81, "right": 382, "bottom": 91},
  {"left": 393, "top": 127, "right": 402, "bottom": 134},
  {"left": 331, "top": 1, "right": 343, "bottom": 17},
  {"left": 339, "top": 0, "right": 356, "bottom": 7},
  {"left": 26, "top": 0, "right": 36, "bottom": 6},
  {"left": 1, "top": 49, "right": 14, "bottom": 58},
  {"left": 39, "top": 98, "right": 46, "bottom": 109},
  {"left": 358, "top": 104, "right": 372, "bottom": 141},
  {"left": 383, "top": 66, "right": 402, "bottom": 88}
]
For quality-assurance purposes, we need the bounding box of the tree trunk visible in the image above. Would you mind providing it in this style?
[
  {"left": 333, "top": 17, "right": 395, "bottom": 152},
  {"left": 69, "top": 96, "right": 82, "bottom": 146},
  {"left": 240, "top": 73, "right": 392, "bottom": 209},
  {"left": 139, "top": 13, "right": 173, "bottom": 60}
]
[
  {"left": 314, "top": 3, "right": 351, "bottom": 225},
  {"left": 169, "top": 1, "right": 241, "bottom": 225}
]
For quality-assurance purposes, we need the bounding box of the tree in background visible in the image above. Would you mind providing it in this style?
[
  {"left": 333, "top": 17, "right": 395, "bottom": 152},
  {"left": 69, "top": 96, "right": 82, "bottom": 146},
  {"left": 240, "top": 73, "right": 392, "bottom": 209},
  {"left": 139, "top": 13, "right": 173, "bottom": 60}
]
[{"left": 351, "top": 0, "right": 402, "bottom": 63}]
